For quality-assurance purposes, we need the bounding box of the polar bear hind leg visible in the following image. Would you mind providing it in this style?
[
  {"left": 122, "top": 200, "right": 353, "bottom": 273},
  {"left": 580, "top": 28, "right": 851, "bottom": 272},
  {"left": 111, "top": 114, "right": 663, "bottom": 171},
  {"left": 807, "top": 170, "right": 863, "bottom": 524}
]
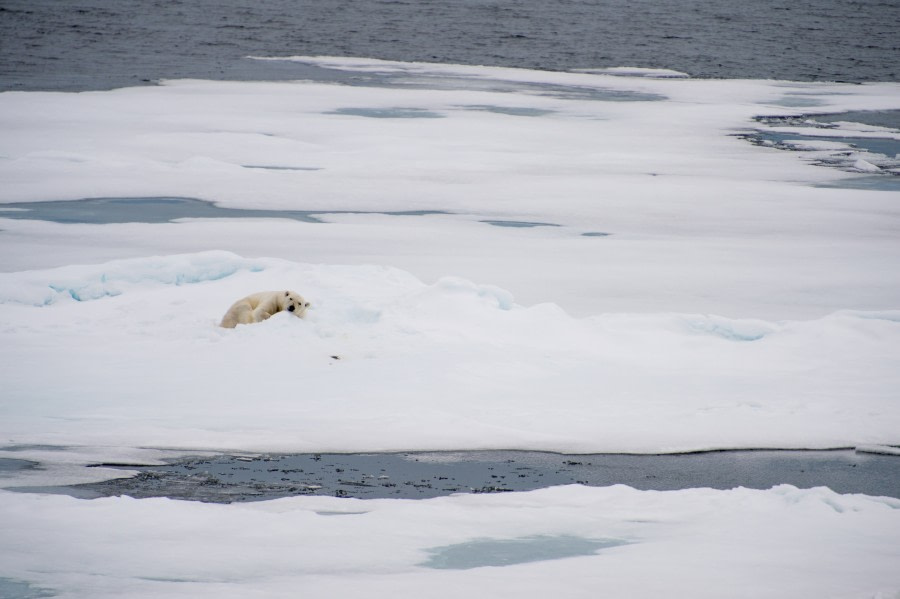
[{"left": 219, "top": 299, "right": 254, "bottom": 328}]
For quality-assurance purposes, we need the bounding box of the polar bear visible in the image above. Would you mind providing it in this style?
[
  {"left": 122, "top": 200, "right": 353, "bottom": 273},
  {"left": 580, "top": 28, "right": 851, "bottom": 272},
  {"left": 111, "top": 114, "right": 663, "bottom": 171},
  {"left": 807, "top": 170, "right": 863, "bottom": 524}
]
[{"left": 219, "top": 290, "right": 310, "bottom": 328}]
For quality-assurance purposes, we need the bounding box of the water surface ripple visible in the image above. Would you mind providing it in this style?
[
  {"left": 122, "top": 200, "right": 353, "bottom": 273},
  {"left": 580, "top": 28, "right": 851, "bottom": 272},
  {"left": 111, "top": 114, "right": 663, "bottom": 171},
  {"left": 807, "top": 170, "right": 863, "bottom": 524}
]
[{"left": 2, "top": 0, "right": 898, "bottom": 92}]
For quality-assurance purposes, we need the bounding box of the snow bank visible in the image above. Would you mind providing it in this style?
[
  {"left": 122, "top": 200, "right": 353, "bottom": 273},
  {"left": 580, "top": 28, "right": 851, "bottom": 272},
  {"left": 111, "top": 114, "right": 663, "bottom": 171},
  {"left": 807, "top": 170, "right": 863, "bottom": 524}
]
[
  {"left": 1, "top": 253, "right": 897, "bottom": 456},
  {"left": 0, "top": 251, "right": 264, "bottom": 306}
]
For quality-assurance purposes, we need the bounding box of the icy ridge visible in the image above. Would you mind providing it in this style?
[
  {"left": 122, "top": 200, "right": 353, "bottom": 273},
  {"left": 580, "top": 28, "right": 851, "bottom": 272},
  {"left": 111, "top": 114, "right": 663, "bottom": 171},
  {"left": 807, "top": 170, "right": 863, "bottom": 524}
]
[
  {"left": 0, "top": 251, "right": 265, "bottom": 306},
  {"left": 1, "top": 253, "right": 898, "bottom": 343}
]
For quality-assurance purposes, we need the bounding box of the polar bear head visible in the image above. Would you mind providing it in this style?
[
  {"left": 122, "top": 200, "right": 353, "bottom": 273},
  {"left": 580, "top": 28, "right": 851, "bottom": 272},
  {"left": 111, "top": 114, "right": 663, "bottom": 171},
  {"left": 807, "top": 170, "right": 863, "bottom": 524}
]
[{"left": 280, "top": 291, "right": 310, "bottom": 318}]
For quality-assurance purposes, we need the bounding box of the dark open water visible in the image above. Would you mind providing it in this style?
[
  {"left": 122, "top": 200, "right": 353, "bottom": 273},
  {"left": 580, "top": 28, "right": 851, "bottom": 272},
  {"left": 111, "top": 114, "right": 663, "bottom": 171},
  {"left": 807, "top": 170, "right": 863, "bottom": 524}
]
[
  {"left": 7, "top": 449, "right": 899, "bottom": 503},
  {"left": 1, "top": 0, "right": 898, "bottom": 92}
]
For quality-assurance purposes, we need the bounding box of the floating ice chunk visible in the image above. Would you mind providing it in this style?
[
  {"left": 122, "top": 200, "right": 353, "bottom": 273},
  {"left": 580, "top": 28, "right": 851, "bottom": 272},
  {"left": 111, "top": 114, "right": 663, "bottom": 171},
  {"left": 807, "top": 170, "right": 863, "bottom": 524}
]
[
  {"left": 853, "top": 158, "right": 881, "bottom": 172},
  {"left": 253, "top": 55, "right": 426, "bottom": 73},
  {"left": 781, "top": 139, "right": 854, "bottom": 151},
  {"left": 573, "top": 66, "right": 691, "bottom": 78},
  {"left": 824, "top": 120, "right": 900, "bottom": 135},
  {"left": 856, "top": 445, "right": 900, "bottom": 456}
]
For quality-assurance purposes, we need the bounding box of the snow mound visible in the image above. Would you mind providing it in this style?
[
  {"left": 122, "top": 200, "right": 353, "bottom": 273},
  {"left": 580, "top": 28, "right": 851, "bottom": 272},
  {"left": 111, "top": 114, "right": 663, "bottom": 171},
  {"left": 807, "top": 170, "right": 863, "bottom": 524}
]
[
  {"left": 1, "top": 253, "right": 898, "bottom": 454},
  {"left": 0, "top": 251, "right": 264, "bottom": 306}
]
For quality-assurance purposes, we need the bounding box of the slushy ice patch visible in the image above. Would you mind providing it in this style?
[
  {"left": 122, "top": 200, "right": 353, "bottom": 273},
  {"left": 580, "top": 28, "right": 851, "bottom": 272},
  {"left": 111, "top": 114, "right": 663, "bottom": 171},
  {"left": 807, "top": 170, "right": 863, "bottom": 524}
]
[
  {"left": 329, "top": 107, "right": 444, "bottom": 118},
  {"left": 481, "top": 220, "right": 561, "bottom": 228},
  {"left": 0, "top": 197, "right": 449, "bottom": 225},
  {"left": 0, "top": 578, "right": 55, "bottom": 599},
  {"left": 744, "top": 110, "right": 900, "bottom": 183},
  {"left": 420, "top": 535, "right": 629, "bottom": 570}
]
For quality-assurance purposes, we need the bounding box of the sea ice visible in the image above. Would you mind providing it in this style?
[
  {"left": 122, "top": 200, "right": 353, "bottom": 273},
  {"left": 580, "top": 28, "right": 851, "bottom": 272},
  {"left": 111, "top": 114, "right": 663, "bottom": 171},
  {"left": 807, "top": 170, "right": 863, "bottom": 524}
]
[
  {"left": 855, "top": 158, "right": 881, "bottom": 172},
  {"left": 0, "top": 484, "right": 898, "bottom": 598},
  {"left": 0, "top": 252, "right": 897, "bottom": 457},
  {"left": 1, "top": 61, "right": 898, "bottom": 318},
  {"left": 1, "top": 59, "right": 899, "bottom": 599}
]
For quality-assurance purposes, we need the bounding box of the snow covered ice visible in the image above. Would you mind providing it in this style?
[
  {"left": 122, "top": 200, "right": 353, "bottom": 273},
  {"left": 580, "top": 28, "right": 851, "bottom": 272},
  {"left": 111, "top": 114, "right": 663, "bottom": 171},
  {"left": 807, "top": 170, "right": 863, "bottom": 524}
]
[
  {"left": 4, "top": 484, "right": 899, "bottom": 599},
  {"left": 1, "top": 251, "right": 899, "bottom": 455},
  {"left": 1, "top": 59, "right": 899, "bottom": 597}
]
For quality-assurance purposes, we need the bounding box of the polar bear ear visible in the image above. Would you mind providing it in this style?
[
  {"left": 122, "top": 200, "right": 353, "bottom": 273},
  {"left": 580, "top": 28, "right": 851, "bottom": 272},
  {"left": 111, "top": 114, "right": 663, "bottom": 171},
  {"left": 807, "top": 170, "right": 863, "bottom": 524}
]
[{"left": 285, "top": 291, "right": 289, "bottom": 297}]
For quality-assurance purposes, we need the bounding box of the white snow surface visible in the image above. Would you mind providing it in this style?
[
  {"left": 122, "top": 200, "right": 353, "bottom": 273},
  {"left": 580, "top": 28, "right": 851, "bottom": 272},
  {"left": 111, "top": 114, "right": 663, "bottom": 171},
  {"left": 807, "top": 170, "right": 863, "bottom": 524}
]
[
  {"left": 1, "top": 485, "right": 898, "bottom": 599},
  {"left": 1, "top": 250, "right": 898, "bottom": 455},
  {"left": 1, "top": 59, "right": 899, "bottom": 598}
]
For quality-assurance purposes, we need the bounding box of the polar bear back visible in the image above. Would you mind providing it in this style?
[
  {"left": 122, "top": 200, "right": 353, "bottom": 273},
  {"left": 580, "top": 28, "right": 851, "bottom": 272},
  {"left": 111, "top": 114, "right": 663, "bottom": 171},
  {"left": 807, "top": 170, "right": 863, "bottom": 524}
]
[
  {"left": 242, "top": 291, "right": 283, "bottom": 311},
  {"left": 220, "top": 290, "right": 309, "bottom": 328}
]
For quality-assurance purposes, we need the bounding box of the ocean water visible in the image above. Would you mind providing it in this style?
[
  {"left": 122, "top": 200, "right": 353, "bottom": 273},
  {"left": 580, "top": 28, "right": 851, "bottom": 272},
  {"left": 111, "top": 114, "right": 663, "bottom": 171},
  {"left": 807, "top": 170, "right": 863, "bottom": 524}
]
[
  {"left": 34, "top": 449, "right": 900, "bottom": 503},
  {"left": 2, "top": 0, "right": 898, "bottom": 92}
]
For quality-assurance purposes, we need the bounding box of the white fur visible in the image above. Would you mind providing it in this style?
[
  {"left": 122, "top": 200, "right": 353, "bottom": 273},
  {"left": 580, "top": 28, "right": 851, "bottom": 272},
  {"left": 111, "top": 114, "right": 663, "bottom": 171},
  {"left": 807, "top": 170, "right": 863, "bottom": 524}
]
[{"left": 219, "top": 290, "right": 309, "bottom": 328}]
